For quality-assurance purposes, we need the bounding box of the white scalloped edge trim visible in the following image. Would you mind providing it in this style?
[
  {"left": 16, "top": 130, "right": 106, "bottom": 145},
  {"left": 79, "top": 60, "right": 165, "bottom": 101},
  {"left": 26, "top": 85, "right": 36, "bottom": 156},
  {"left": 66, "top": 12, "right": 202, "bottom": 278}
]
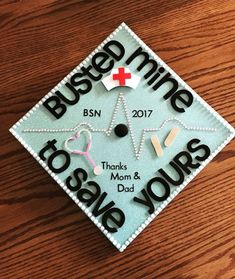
[{"left": 9, "top": 22, "right": 235, "bottom": 252}]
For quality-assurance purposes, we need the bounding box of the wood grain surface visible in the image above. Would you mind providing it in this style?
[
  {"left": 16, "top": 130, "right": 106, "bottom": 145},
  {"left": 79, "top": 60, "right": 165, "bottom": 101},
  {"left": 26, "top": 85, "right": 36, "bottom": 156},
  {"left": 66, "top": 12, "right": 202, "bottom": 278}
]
[{"left": 1, "top": 1, "right": 235, "bottom": 278}]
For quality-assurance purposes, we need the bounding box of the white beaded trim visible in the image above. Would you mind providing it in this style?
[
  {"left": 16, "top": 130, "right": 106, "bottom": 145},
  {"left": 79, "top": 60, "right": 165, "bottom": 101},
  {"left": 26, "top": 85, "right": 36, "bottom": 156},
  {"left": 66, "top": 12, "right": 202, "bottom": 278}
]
[
  {"left": 23, "top": 93, "right": 217, "bottom": 159},
  {"left": 9, "top": 22, "right": 235, "bottom": 252}
]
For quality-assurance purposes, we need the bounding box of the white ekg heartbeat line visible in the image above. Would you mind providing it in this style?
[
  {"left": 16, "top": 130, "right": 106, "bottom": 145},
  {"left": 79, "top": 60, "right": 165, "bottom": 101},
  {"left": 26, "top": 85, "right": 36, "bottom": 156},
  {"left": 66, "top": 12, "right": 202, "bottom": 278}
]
[{"left": 23, "top": 93, "right": 216, "bottom": 159}]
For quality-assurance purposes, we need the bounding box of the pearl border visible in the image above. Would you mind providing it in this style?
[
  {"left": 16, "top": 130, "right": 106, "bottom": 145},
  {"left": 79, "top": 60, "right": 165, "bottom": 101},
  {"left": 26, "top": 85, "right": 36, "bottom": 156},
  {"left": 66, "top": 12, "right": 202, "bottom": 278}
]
[
  {"left": 22, "top": 93, "right": 216, "bottom": 159},
  {"left": 9, "top": 22, "right": 235, "bottom": 252}
]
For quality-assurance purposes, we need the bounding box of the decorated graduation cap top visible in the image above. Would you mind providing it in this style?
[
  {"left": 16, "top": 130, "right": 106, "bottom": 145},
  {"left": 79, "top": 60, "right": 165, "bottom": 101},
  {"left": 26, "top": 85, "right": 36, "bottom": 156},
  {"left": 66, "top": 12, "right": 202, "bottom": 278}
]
[{"left": 10, "top": 23, "right": 235, "bottom": 252}]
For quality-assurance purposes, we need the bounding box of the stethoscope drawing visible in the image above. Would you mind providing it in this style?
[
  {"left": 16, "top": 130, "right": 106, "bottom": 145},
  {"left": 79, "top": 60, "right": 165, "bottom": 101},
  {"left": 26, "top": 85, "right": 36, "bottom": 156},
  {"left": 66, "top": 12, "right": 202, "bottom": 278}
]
[{"left": 64, "top": 129, "right": 103, "bottom": 176}]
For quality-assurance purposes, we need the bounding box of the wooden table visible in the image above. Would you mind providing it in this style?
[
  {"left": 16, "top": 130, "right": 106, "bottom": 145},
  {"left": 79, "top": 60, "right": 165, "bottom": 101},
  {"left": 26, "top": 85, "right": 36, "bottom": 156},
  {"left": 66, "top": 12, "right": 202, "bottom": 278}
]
[{"left": 1, "top": 1, "right": 234, "bottom": 278}]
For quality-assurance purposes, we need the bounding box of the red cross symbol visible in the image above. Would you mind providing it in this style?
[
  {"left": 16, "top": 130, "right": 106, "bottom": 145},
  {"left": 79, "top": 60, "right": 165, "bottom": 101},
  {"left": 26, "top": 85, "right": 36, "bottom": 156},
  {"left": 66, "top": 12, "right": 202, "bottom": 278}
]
[{"left": 112, "top": 67, "right": 131, "bottom": 86}]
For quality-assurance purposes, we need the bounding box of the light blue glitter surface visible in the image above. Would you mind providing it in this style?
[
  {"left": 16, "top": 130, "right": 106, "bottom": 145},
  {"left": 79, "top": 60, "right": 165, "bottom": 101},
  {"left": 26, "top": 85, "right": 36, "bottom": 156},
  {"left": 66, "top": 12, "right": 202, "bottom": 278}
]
[{"left": 11, "top": 24, "right": 235, "bottom": 250}]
